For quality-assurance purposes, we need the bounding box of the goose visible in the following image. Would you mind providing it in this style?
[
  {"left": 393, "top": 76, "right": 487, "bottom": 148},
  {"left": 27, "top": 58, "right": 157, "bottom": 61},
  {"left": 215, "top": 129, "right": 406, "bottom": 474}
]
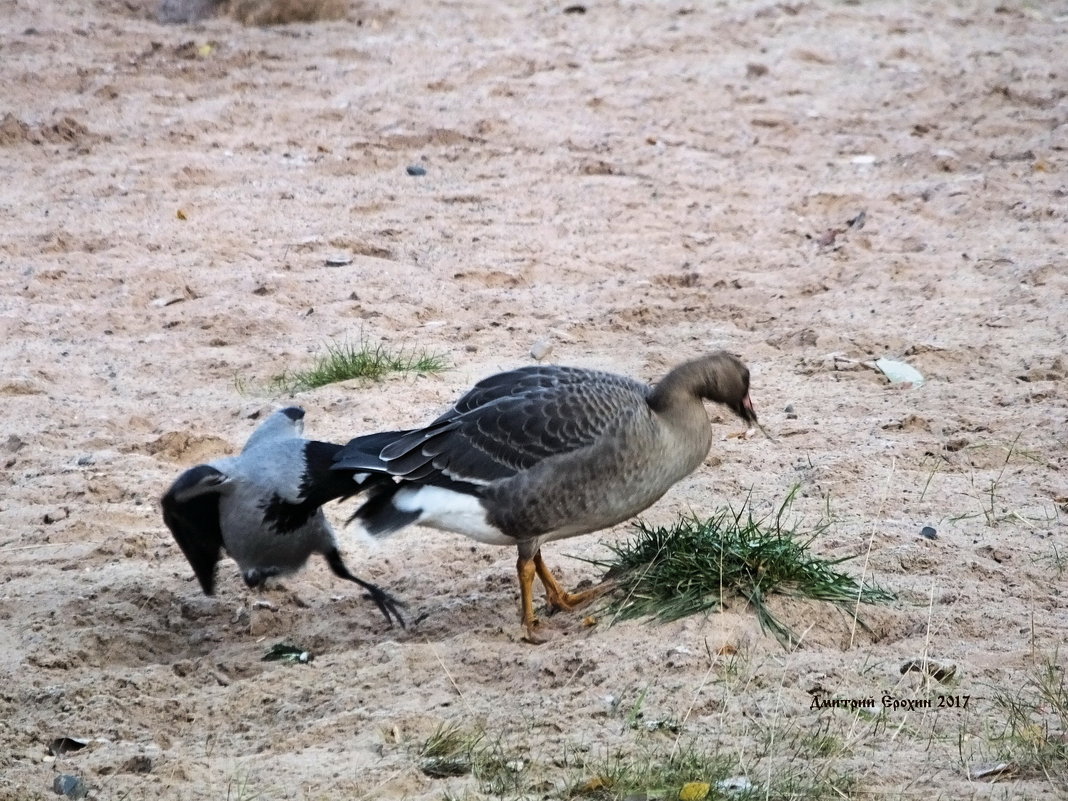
[
  {"left": 161, "top": 407, "right": 404, "bottom": 628},
  {"left": 333, "top": 352, "right": 759, "bottom": 642}
]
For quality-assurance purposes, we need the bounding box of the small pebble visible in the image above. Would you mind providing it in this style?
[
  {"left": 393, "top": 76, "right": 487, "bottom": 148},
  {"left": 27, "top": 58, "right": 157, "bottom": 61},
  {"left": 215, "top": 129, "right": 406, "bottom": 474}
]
[
  {"left": 969, "top": 762, "right": 1017, "bottom": 781},
  {"left": 52, "top": 774, "right": 88, "bottom": 799},
  {"left": 784, "top": 403, "right": 797, "bottom": 419},
  {"left": 920, "top": 525, "right": 938, "bottom": 540},
  {"left": 406, "top": 164, "right": 427, "bottom": 176},
  {"left": 716, "top": 775, "right": 754, "bottom": 794},
  {"left": 530, "top": 339, "right": 553, "bottom": 361},
  {"left": 76, "top": 454, "right": 95, "bottom": 466},
  {"left": 816, "top": 228, "right": 840, "bottom": 247},
  {"left": 43, "top": 508, "right": 68, "bottom": 525}
]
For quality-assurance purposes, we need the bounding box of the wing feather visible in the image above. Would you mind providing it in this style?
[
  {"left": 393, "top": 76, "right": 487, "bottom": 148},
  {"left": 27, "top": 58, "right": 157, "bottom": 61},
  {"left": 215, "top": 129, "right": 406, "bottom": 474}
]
[
  {"left": 380, "top": 370, "right": 650, "bottom": 485},
  {"left": 335, "top": 429, "right": 418, "bottom": 473}
]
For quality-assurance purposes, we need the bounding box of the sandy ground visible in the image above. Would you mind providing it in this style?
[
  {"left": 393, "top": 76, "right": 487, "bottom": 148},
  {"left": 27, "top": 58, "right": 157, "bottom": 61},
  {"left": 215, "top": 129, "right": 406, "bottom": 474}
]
[{"left": 1, "top": 0, "right": 1066, "bottom": 798}]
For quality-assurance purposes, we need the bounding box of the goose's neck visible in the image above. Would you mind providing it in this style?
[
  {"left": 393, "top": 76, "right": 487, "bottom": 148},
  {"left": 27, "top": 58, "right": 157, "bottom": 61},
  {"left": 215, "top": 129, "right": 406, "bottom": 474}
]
[
  {"left": 646, "top": 360, "right": 716, "bottom": 476},
  {"left": 649, "top": 358, "right": 715, "bottom": 413}
]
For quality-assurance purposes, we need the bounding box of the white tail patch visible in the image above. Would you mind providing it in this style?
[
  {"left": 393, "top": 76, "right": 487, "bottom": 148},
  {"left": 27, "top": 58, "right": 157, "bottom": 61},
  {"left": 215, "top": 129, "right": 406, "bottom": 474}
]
[{"left": 393, "top": 485, "right": 514, "bottom": 545}]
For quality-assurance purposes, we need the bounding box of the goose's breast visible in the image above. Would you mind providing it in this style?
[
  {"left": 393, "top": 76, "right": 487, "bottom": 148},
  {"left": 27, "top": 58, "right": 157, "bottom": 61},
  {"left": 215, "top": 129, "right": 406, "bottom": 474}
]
[{"left": 482, "top": 419, "right": 702, "bottom": 539}]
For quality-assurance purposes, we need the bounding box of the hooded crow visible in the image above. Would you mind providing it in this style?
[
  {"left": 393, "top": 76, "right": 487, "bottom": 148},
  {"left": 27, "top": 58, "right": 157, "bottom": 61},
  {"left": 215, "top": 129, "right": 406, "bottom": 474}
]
[{"left": 161, "top": 407, "right": 404, "bottom": 627}]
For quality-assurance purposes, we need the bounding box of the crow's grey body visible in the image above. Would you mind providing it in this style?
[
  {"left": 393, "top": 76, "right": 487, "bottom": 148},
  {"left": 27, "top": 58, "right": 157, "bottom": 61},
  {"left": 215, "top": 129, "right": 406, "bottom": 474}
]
[{"left": 161, "top": 407, "right": 403, "bottom": 627}]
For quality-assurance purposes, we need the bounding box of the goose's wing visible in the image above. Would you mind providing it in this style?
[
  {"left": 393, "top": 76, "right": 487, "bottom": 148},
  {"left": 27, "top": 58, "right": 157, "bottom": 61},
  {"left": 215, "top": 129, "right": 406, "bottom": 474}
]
[
  {"left": 333, "top": 429, "right": 416, "bottom": 473},
  {"left": 447, "top": 365, "right": 606, "bottom": 414},
  {"left": 379, "top": 371, "right": 649, "bottom": 485},
  {"left": 161, "top": 465, "right": 231, "bottom": 595},
  {"left": 332, "top": 368, "right": 621, "bottom": 476}
]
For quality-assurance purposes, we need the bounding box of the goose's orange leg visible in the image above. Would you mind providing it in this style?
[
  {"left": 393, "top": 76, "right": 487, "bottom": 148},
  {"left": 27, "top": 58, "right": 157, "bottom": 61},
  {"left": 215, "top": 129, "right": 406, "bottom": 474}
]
[
  {"left": 517, "top": 556, "right": 547, "bottom": 644},
  {"left": 533, "top": 551, "right": 614, "bottom": 612}
]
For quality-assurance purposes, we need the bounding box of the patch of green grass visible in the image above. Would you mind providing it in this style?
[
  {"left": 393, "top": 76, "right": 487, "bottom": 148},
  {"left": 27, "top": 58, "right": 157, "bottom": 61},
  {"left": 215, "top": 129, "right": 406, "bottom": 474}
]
[
  {"left": 270, "top": 339, "right": 447, "bottom": 393},
  {"left": 607, "top": 685, "right": 681, "bottom": 734},
  {"left": 566, "top": 742, "right": 735, "bottom": 800},
  {"left": 760, "top": 769, "right": 858, "bottom": 800},
  {"left": 795, "top": 730, "right": 844, "bottom": 759},
  {"left": 224, "top": 771, "right": 261, "bottom": 801},
  {"left": 419, "top": 722, "right": 526, "bottom": 796},
  {"left": 988, "top": 652, "right": 1068, "bottom": 788},
  {"left": 1032, "top": 541, "right": 1067, "bottom": 579},
  {"left": 566, "top": 738, "right": 858, "bottom": 801},
  {"left": 951, "top": 433, "right": 1056, "bottom": 528},
  {"left": 417, "top": 717, "right": 868, "bottom": 801},
  {"left": 420, "top": 722, "right": 480, "bottom": 778},
  {"left": 593, "top": 490, "right": 896, "bottom": 649}
]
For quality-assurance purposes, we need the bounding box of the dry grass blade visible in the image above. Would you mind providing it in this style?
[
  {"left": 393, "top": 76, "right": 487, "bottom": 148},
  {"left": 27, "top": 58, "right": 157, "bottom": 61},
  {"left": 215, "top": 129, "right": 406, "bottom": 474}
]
[{"left": 593, "top": 490, "right": 896, "bottom": 648}]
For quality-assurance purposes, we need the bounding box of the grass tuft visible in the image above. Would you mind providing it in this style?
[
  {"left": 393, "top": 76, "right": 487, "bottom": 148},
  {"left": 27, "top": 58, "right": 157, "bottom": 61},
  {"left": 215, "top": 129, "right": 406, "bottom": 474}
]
[
  {"left": 593, "top": 490, "right": 896, "bottom": 648},
  {"left": 270, "top": 339, "right": 447, "bottom": 393},
  {"left": 418, "top": 718, "right": 865, "bottom": 800},
  {"left": 1033, "top": 541, "right": 1067, "bottom": 579},
  {"left": 566, "top": 737, "right": 857, "bottom": 800},
  {"left": 419, "top": 722, "right": 525, "bottom": 795},
  {"left": 420, "top": 722, "right": 481, "bottom": 778},
  {"left": 988, "top": 652, "right": 1068, "bottom": 788},
  {"left": 568, "top": 742, "right": 734, "bottom": 800}
]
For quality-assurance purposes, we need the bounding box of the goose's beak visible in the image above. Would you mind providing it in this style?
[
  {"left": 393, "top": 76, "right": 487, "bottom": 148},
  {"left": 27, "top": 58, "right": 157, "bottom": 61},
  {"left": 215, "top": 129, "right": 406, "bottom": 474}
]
[
  {"left": 739, "top": 393, "right": 757, "bottom": 423},
  {"left": 736, "top": 393, "right": 775, "bottom": 441}
]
